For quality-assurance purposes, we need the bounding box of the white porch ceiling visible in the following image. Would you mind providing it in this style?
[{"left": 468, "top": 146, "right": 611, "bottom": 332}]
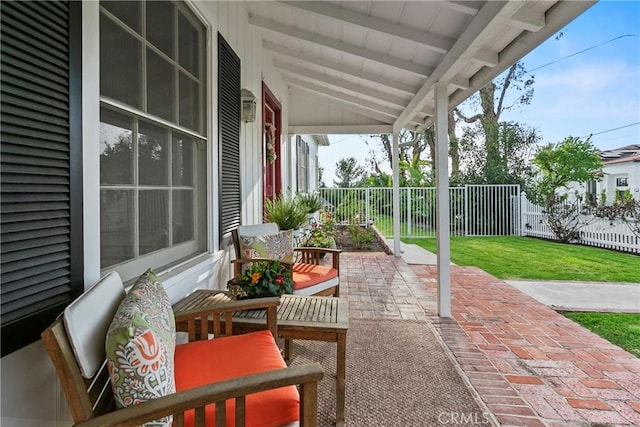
[{"left": 245, "top": 0, "right": 595, "bottom": 135}]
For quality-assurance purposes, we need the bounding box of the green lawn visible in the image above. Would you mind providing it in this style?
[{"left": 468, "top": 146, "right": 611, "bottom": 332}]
[
  {"left": 562, "top": 312, "right": 640, "bottom": 357},
  {"left": 407, "top": 236, "right": 640, "bottom": 283}
]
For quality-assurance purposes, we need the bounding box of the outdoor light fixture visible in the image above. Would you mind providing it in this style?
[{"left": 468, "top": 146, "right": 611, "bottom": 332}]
[{"left": 241, "top": 88, "right": 257, "bottom": 122}]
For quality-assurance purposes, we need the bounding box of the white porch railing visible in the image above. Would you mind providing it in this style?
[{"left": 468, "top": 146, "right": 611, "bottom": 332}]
[
  {"left": 318, "top": 185, "right": 521, "bottom": 238},
  {"left": 520, "top": 196, "right": 639, "bottom": 254}
]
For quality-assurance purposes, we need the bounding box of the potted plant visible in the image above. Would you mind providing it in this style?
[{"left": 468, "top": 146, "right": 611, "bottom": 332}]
[
  {"left": 297, "top": 192, "right": 324, "bottom": 229},
  {"left": 264, "top": 191, "right": 308, "bottom": 231},
  {"left": 227, "top": 260, "right": 294, "bottom": 299}
]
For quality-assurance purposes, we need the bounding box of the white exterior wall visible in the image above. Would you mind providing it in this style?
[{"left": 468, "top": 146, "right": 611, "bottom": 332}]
[
  {"left": 0, "top": 1, "right": 289, "bottom": 425},
  {"left": 288, "top": 134, "right": 321, "bottom": 193},
  {"left": 308, "top": 139, "right": 320, "bottom": 193},
  {"left": 597, "top": 162, "right": 640, "bottom": 203}
]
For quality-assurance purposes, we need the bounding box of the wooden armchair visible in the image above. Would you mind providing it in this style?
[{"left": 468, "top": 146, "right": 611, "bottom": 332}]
[
  {"left": 41, "top": 271, "right": 323, "bottom": 427},
  {"left": 231, "top": 223, "right": 341, "bottom": 297}
]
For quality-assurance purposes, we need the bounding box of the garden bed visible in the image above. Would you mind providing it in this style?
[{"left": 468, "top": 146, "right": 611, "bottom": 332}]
[{"left": 333, "top": 225, "right": 392, "bottom": 254}]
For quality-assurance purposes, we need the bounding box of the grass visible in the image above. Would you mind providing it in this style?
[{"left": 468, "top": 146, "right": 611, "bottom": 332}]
[
  {"left": 562, "top": 312, "right": 640, "bottom": 357},
  {"left": 407, "top": 236, "right": 640, "bottom": 283}
]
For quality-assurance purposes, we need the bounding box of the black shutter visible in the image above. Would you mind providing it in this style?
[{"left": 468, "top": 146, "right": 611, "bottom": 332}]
[
  {"left": 218, "top": 34, "right": 241, "bottom": 239},
  {"left": 0, "top": 0, "right": 83, "bottom": 356}
]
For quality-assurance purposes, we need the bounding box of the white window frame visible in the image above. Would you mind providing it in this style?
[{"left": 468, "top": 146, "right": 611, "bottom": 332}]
[{"left": 98, "top": 0, "right": 209, "bottom": 282}]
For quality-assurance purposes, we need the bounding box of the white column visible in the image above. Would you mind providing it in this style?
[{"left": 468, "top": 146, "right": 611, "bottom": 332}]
[
  {"left": 392, "top": 131, "right": 401, "bottom": 256},
  {"left": 435, "top": 83, "right": 451, "bottom": 317}
]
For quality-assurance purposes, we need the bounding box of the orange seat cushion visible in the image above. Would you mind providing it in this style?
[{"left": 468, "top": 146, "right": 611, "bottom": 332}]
[
  {"left": 292, "top": 263, "right": 338, "bottom": 290},
  {"left": 174, "top": 330, "right": 299, "bottom": 427}
]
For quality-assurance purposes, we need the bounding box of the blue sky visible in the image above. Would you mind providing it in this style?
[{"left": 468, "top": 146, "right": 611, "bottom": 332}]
[{"left": 319, "top": 1, "right": 640, "bottom": 185}]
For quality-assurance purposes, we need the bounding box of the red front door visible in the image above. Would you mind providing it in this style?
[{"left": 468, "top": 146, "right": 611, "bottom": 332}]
[{"left": 263, "top": 83, "right": 282, "bottom": 214}]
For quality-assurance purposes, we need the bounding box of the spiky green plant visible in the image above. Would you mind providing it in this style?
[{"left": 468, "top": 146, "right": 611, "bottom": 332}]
[{"left": 264, "top": 192, "right": 308, "bottom": 230}]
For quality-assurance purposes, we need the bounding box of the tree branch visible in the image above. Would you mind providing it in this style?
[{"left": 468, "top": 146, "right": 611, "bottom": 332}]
[
  {"left": 453, "top": 108, "right": 482, "bottom": 123},
  {"left": 496, "top": 63, "right": 517, "bottom": 118}
]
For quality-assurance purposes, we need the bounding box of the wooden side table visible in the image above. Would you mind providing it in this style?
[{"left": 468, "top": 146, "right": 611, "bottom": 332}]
[{"left": 174, "top": 291, "right": 349, "bottom": 426}]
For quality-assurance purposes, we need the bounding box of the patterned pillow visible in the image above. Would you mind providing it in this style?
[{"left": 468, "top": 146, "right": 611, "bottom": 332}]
[
  {"left": 239, "top": 230, "right": 294, "bottom": 263},
  {"left": 105, "top": 269, "right": 176, "bottom": 426}
]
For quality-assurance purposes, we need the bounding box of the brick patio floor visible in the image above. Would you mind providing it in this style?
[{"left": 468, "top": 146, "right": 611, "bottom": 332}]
[{"left": 340, "top": 252, "right": 640, "bottom": 426}]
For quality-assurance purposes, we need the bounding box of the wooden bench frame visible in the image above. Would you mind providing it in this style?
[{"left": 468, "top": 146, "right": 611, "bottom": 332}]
[{"left": 42, "top": 295, "right": 324, "bottom": 426}]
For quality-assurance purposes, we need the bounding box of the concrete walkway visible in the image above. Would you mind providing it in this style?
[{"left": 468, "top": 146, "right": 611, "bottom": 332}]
[
  {"left": 506, "top": 280, "right": 640, "bottom": 313},
  {"left": 387, "top": 240, "right": 640, "bottom": 313}
]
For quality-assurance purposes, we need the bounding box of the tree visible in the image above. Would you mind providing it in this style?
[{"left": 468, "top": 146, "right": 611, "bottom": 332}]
[
  {"left": 526, "top": 136, "right": 603, "bottom": 242},
  {"left": 333, "top": 157, "right": 366, "bottom": 188},
  {"left": 529, "top": 136, "right": 603, "bottom": 205},
  {"left": 456, "top": 121, "right": 538, "bottom": 185},
  {"left": 318, "top": 165, "right": 326, "bottom": 188},
  {"left": 368, "top": 129, "right": 434, "bottom": 187},
  {"left": 454, "top": 61, "right": 536, "bottom": 185}
]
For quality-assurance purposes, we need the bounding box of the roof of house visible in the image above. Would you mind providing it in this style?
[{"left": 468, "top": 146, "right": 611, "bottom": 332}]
[{"left": 600, "top": 145, "right": 640, "bottom": 165}]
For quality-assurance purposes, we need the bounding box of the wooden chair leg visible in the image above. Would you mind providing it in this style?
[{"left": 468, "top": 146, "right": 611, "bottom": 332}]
[{"left": 284, "top": 338, "right": 291, "bottom": 361}]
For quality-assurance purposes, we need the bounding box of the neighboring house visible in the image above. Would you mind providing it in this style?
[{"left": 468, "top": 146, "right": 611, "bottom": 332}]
[
  {"left": 294, "top": 134, "right": 329, "bottom": 193},
  {"left": 594, "top": 145, "right": 640, "bottom": 203},
  {"left": 0, "top": 1, "right": 592, "bottom": 425},
  {"left": 551, "top": 145, "right": 640, "bottom": 204}
]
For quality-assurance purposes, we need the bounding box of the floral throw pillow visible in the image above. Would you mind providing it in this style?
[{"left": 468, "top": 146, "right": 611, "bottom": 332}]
[
  {"left": 105, "top": 269, "right": 176, "bottom": 427},
  {"left": 239, "top": 230, "right": 294, "bottom": 263}
]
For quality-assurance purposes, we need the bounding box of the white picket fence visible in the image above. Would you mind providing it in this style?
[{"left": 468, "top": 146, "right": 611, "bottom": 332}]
[{"left": 520, "top": 196, "right": 639, "bottom": 254}]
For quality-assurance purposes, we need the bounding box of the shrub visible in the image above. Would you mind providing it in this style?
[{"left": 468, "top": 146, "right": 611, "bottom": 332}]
[
  {"left": 297, "top": 192, "right": 323, "bottom": 213},
  {"left": 264, "top": 192, "right": 308, "bottom": 230}
]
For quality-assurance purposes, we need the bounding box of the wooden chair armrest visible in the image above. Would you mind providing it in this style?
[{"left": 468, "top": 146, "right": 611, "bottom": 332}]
[
  {"left": 294, "top": 247, "right": 342, "bottom": 255},
  {"left": 74, "top": 363, "right": 324, "bottom": 427},
  {"left": 294, "top": 247, "right": 341, "bottom": 271},
  {"left": 174, "top": 293, "right": 281, "bottom": 339}
]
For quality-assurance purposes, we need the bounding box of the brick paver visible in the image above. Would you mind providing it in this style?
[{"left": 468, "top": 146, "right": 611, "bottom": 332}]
[{"left": 339, "top": 253, "right": 640, "bottom": 426}]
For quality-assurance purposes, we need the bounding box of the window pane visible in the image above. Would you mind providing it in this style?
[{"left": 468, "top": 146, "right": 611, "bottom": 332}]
[
  {"left": 173, "top": 190, "right": 193, "bottom": 244},
  {"left": 101, "top": 0, "right": 141, "bottom": 33},
  {"left": 100, "top": 15, "right": 142, "bottom": 108},
  {"left": 101, "top": 189, "right": 135, "bottom": 267},
  {"left": 100, "top": 109, "right": 133, "bottom": 185},
  {"left": 178, "top": 11, "right": 199, "bottom": 77},
  {"left": 179, "top": 72, "right": 199, "bottom": 131},
  {"left": 146, "top": 49, "right": 175, "bottom": 122},
  {"left": 139, "top": 122, "right": 169, "bottom": 186},
  {"left": 146, "top": 1, "right": 174, "bottom": 58},
  {"left": 139, "top": 190, "right": 169, "bottom": 255},
  {"left": 172, "top": 133, "right": 193, "bottom": 186}
]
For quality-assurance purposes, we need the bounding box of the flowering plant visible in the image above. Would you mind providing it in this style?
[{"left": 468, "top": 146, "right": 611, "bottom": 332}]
[
  {"left": 227, "top": 260, "right": 293, "bottom": 298},
  {"left": 265, "top": 123, "right": 277, "bottom": 164}
]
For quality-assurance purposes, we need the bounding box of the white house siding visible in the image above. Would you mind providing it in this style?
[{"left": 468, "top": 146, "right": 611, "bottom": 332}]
[
  {"left": 308, "top": 141, "right": 319, "bottom": 193},
  {"left": 0, "top": 1, "right": 290, "bottom": 425},
  {"left": 597, "top": 161, "right": 640, "bottom": 203},
  {"left": 288, "top": 134, "right": 321, "bottom": 193}
]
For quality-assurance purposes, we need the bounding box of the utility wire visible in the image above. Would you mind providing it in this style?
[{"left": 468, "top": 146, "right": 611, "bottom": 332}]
[
  {"left": 529, "top": 34, "right": 637, "bottom": 72},
  {"left": 582, "top": 121, "right": 640, "bottom": 139}
]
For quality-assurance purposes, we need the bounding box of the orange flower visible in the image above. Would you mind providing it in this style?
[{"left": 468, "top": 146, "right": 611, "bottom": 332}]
[{"left": 251, "top": 272, "right": 262, "bottom": 284}]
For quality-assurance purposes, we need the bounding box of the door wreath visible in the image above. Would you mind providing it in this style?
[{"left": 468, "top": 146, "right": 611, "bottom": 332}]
[{"left": 265, "top": 123, "right": 277, "bottom": 164}]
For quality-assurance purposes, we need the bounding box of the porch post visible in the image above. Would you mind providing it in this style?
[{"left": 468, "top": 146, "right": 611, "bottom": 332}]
[
  {"left": 435, "top": 83, "right": 451, "bottom": 317},
  {"left": 392, "top": 131, "right": 401, "bottom": 256}
]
